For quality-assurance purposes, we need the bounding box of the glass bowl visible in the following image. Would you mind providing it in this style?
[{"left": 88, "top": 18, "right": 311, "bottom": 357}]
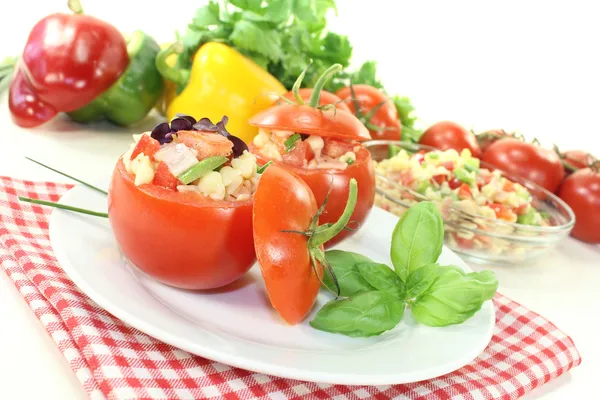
[{"left": 365, "top": 140, "right": 575, "bottom": 265}]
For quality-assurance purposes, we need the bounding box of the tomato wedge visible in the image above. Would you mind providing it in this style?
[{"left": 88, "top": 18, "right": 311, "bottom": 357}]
[
  {"left": 253, "top": 164, "right": 358, "bottom": 325},
  {"left": 253, "top": 164, "right": 323, "bottom": 325},
  {"left": 108, "top": 159, "right": 255, "bottom": 290},
  {"left": 249, "top": 103, "right": 370, "bottom": 142}
]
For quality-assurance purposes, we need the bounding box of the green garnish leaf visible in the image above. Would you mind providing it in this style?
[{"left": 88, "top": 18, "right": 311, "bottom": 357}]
[
  {"left": 229, "top": 20, "right": 283, "bottom": 62},
  {"left": 356, "top": 262, "right": 405, "bottom": 299},
  {"left": 284, "top": 133, "right": 302, "bottom": 152},
  {"left": 323, "top": 250, "right": 375, "bottom": 297},
  {"left": 346, "top": 158, "right": 354, "bottom": 165},
  {"left": 257, "top": 160, "right": 273, "bottom": 174},
  {"left": 390, "top": 201, "right": 444, "bottom": 282},
  {"left": 178, "top": 156, "right": 228, "bottom": 185},
  {"left": 411, "top": 266, "right": 498, "bottom": 327},
  {"left": 309, "top": 291, "right": 405, "bottom": 337}
]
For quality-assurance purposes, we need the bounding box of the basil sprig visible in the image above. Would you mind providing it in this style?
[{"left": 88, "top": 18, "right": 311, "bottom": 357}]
[{"left": 310, "top": 201, "right": 498, "bottom": 337}]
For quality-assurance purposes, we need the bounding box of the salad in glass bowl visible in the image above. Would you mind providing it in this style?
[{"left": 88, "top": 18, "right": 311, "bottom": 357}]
[{"left": 366, "top": 140, "right": 575, "bottom": 265}]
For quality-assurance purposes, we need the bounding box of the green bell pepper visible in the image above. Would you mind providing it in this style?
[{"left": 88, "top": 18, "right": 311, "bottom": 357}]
[{"left": 68, "top": 30, "right": 163, "bottom": 126}]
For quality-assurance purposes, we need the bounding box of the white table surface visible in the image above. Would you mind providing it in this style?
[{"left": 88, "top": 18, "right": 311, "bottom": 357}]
[{"left": 1, "top": 1, "right": 599, "bottom": 399}]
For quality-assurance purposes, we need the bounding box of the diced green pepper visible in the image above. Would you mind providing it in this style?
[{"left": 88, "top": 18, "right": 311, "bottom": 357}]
[
  {"left": 416, "top": 180, "right": 431, "bottom": 194},
  {"left": 178, "top": 156, "right": 228, "bottom": 185},
  {"left": 454, "top": 167, "right": 475, "bottom": 185},
  {"left": 463, "top": 157, "right": 480, "bottom": 172},
  {"left": 388, "top": 145, "right": 402, "bottom": 158},
  {"left": 517, "top": 208, "right": 539, "bottom": 226},
  {"left": 427, "top": 152, "right": 440, "bottom": 160}
]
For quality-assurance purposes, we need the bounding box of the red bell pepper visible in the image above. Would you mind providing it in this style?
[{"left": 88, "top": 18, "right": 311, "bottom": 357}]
[{"left": 8, "top": 1, "right": 129, "bottom": 128}]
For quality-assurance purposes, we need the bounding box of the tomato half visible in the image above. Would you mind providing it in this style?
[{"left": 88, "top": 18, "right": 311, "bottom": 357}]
[
  {"left": 253, "top": 164, "right": 323, "bottom": 325},
  {"left": 249, "top": 103, "right": 371, "bottom": 141},
  {"left": 419, "top": 121, "right": 482, "bottom": 158},
  {"left": 107, "top": 159, "right": 256, "bottom": 290},
  {"left": 558, "top": 168, "right": 600, "bottom": 243},
  {"left": 282, "top": 88, "right": 351, "bottom": 113},
  {"left": 482, "top": 138, "right": 565, "bottom": 193},
  {"left": 335, "top": 84, "right": 401, "bottom": 141},
  {"left": 250, "top": 143, "right": 376, "bottom": 247}
]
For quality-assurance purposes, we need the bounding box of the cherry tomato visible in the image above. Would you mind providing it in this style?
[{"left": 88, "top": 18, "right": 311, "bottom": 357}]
[
  {"left": 249, "top": 103, "right": 370, "bottom": 142},
  {"left": 559, "top": 150, "right": 596, "bottom": 176},
  {"left": 282, "top": 88, "right": 351, "bottom": 113},
  {"left": 250, "top": 143, "right": 375, "bottom": 247},
  {"left": 558, "top": 168, "right": 600, "bottom": 243},
  {"left": 253, "top": 164, "right": 323, "bottom": 325},
  {"left": 107, "top": 159, "right": 256, "bottom": 290},
  {"left": 335, "top": 84, "right": 402, "bottom": 141},
  {"left": 476, "top": 129, "right": 514, "bottom": 153},
  {"left": 419, "top": 121, "right": 482, "bottom": 158},
  {"left": 482, "top": 139, "right": 565, "bottom": 193}
]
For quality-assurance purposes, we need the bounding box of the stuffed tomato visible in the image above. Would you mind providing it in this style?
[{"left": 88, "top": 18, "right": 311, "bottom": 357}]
[
  {"left": 248, "top": 64, "right": 376, "bottom": 247},
  {"left": 108, "top": 115, "right": 258, "bottom": 290}
]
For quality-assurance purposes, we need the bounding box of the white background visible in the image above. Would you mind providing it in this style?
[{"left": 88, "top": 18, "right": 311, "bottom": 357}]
[{"left": 0, "top": 1, "right": 599, "bottom": 399}]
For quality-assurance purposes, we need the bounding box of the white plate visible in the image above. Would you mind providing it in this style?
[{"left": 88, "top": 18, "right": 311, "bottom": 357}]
[{"left": 48, "top": 176, "right": 495, "bottom": 386}]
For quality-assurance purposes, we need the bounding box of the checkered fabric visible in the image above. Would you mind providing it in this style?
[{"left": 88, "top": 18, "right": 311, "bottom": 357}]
[{"left": 0, "top": 176, "right": 581, "bottom": 400}]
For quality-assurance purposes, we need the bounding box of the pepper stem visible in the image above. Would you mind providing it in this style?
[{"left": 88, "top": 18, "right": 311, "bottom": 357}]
[
  {"left": 68, "top": 0, "right": 84, "bottom": 14},
  {"left": 291, "top": 60, "right": 312, "bottom": 105},
  {"left": 309, "top": 178, "right": 358, "bottom": 247},
  {"left": 155, "top": 43, "right": 190, "bottom": 87},
  {"left": 308, "top": 63, "right": 343, "bottom": 108}
]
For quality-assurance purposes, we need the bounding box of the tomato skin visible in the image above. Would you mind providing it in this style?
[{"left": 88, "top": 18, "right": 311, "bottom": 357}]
[
  {"left": 107, "top": 159, "right": 256, "bottom": 290},
  {"left": 477, "top": 129, "right": 512, "bottom": 153},
  {"left": 419, "top": 121, "right": 482, "bottom": 158},
  {"left": 249, "top": 103, "right": 371, "bottom": 142},
  {"left": 253, "top": 164, "right": 323, "bottom": 325},
  {"left": 250, "top": 144, "right": 376, "bottom": 247},
  {"left": 561, "top": 150, "right": 595, "bottom": 175},
  {"left": 282, "top": 88, "right": 351, "bottom": 113},
  {"left": 482, "top": 139, "right": 565, "bottom": 193},
  {"left": 558, "top": 168, "right": 600, "bottom": 243},
  {"left": 335, "top": 84, "right": 401, "bottom": 141}
]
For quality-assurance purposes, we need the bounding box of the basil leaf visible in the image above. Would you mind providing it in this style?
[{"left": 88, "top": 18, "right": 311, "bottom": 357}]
[
  {"left": 411, "top": 266, "right": 498, "bottom": 327},
  {"left": 357, "top": 262, "right": 405, "bottom": 299},
  {"left": 323, "top": 250, "right": 375, "bottom": 297},
  {"left": 310, "top": 291, "right": 405, "bottom": 337},
  {"left": 405, "top": 263, "right": 439, "bottom": 300},
  {"left": 390, "top": 201, "right": 444, "bottom": 282}
]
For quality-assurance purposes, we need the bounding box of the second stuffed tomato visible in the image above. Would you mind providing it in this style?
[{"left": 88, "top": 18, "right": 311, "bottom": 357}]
[
  {"left": 108, "top": 115, "right": 257, "bottom": 290},
  {"left": 248, "top": 64, "right": 376, "bottom": 247}
]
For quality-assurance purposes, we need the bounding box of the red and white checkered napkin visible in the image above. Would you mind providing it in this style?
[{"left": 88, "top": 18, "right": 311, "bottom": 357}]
[{"left": 0, "top": 176, "right": 581, "bottom": 400}]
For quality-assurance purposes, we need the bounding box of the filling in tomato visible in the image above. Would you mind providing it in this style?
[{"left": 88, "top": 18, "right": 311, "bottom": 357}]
[
  {"left": 253, "top": 128, "right": 361, "bottom": 170},
  {"left": 121, "top": 131, "right": 260, "bottom": 201}
]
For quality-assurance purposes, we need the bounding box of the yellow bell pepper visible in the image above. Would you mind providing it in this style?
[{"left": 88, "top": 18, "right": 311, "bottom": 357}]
[{"left": 155, "top": 42, "right": 286, "bottom": 144}]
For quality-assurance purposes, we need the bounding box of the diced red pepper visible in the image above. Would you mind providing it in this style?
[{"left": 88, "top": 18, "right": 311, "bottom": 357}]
[
  {"left": 489, "top": 202, "right": 516, "bottom": 221},
  {"left": 454, "top": 234, "right": 474, "bottom": 249},
  {"left": 432, "top": 174, "right": 447, "bottom": 185},
  {"left": 442, "top": 161, "right": 455, "bottom": 171},
  {"left": 448, "top": 178, "right": 462, "bottom": 189},
  {"left": 131, "top": 135, "right": 160, "bottom": 161},
  {"left": 514, "top": 203, "right": 529, "bottom": 215},
  {"left": 323, "top": 138, "right": 355, "bottom": 158},
  {"left": 458, "top": 183, "right": 472, "bottom": 200},
  {"left": 503, "top": 181, "right": 515, "bottom": 192},
  {"left": 283, "top": 140, "right": 314, "bottom": 167},
  {"left": 414, "top": 153, "right": 425, "bottom": 164},
  {"left": 152, "top": 162, "right": 180, "bottom": 190}
]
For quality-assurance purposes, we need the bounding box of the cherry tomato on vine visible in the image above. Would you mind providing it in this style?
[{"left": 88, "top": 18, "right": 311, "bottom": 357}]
[
  {"left": 419, "top": 121, "right": 482, "bottom": 158},
  {"left": 482, "top": 138, "right": 565, "bottom": 193},
  {"left": 558, "top": 167, "right": 600, "bottom": 243},
  {"left": 335, "top": 84, "right": 402, "bottom": 141}
]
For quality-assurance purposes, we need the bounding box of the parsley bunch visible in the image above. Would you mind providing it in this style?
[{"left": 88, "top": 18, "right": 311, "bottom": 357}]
[{"left": 177, "top": 0, "right": 422, "bottom": 142}]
